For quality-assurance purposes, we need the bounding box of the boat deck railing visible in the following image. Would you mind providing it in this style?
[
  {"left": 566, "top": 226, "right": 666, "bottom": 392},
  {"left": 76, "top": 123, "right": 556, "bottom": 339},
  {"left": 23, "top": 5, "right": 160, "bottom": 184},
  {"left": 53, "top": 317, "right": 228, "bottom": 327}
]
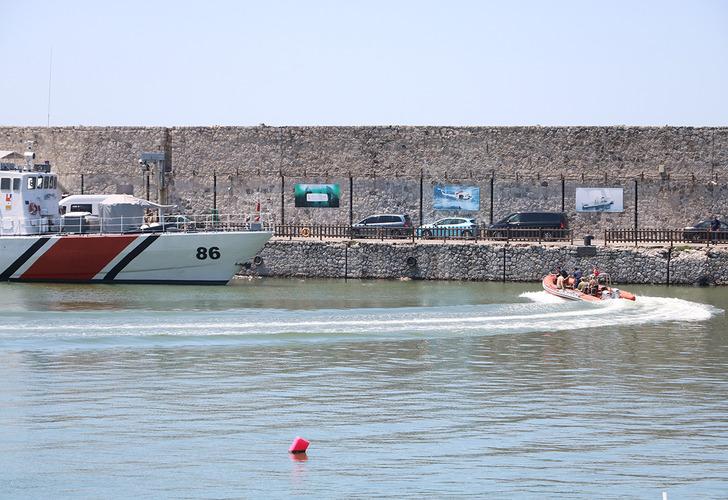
[
  {"left": 0, "top": 213, "right": 274, "bottom": 236},
  {"left": 3, "top": 216, "right": 727, "bottom": 246}
]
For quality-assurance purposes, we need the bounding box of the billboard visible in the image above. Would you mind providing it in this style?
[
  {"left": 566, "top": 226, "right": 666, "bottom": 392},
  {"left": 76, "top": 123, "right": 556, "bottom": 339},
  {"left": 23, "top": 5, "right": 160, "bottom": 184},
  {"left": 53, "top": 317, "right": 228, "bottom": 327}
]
[
  {"left": 433, "top": 185, "right": 480, "bottom": 211},
  {"left": 294, "top": 183, "right": 341, "bottom": 208},
  {"left": 576, "top": 187, "right": 624, "bottom": 212}
]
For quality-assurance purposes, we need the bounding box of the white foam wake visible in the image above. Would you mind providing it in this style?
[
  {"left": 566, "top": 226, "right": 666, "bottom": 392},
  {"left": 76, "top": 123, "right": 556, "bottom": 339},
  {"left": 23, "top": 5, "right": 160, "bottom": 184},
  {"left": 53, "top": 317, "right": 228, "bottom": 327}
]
[{"left": 0, "top": 294, "right": 720, "bottom": 340}]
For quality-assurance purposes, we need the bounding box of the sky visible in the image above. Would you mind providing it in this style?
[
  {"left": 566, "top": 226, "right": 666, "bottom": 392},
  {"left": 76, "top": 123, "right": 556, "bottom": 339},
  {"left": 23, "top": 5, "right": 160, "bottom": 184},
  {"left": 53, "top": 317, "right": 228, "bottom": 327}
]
[{"left": 1, "top": 0, "right": 727, "bottom": 127}]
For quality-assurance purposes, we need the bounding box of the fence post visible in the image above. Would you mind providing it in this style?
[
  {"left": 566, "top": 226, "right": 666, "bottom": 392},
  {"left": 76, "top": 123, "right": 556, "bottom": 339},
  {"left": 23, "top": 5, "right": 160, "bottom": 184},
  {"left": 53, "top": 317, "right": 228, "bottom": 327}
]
[
  {"left": 633, "top": 178, "right": 638, "bottom": 234},
  {"left": 489, "top": 174, "right": 494, "bottom": 225},
  {"left": 349, "top": 174, "right": 354, "bottom": 226},
  {"left": 80, "top": 173, "right": 84, "bottom": 194},
  {"left": 280, "top": 172, "right": 285, "bottom": 226},
  {"left": 419, "top": 169, "right": 424, "bottom": 225},
  {"left": 213, "top": 172, "right": 217, "bottom": 213},
  {"left": 561, "top": 175, "right": 565, "bottom": 212}
]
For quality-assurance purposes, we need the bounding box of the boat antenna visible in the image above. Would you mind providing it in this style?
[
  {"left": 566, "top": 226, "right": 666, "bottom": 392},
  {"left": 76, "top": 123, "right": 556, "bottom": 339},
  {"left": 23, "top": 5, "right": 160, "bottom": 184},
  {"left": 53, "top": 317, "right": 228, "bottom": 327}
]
[{"left": 46, "top": 47, "right": 53, "bottom": 127}]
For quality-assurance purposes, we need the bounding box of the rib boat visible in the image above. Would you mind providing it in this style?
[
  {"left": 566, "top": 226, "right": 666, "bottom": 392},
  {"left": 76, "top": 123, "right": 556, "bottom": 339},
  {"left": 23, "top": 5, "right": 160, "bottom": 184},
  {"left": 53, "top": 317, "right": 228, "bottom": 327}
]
[
  {"left": 0, "top": 149, "right": 271, "bottom": 284},
  {"left": 542, "top": 273, "right": 636, "bottom": 302}
]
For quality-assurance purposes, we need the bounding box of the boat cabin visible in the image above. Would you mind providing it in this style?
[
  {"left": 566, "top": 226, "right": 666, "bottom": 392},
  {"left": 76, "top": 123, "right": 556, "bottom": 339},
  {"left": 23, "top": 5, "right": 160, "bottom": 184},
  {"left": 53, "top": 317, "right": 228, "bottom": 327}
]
[{"left": 0, "top": 152, "right": 60, "bottom": 235}]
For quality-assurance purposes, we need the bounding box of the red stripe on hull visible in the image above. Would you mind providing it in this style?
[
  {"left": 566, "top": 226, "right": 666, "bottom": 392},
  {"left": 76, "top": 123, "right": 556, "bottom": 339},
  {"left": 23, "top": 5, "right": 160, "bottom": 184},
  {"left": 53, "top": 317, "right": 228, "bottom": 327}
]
[{"left": 21, "top": 235, "right": 138, "bottom": 281}]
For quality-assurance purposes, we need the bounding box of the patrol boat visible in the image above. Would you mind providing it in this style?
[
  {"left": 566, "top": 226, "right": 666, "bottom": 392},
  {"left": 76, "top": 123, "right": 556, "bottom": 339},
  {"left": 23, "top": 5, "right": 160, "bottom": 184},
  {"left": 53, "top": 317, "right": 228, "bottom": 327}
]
[
  {"left": 581, "top": 195, "right": 614, "bottom": 211},
  {"left": 0, "top": 149, "right": 271, "bottom": 284}
]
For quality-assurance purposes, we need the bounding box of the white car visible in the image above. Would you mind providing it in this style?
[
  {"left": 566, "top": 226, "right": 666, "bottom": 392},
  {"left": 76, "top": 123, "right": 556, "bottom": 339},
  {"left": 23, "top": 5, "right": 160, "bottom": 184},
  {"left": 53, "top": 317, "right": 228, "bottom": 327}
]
[{"left": 417, "top": 217, "right": 479, "bottom": 238}]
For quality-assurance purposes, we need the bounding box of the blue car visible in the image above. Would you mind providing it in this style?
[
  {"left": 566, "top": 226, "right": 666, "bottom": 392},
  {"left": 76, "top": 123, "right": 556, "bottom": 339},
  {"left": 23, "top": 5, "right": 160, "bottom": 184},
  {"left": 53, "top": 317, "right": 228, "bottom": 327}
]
[{"left": 417, "top": 217, "right": 479, "bottom": 239}]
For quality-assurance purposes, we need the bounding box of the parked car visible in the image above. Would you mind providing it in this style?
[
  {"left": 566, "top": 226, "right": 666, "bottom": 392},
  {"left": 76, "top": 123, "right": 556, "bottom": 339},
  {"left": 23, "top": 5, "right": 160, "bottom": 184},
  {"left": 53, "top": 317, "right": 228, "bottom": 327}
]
[
  {"left": 682, "top": 219, "right": 728, "bottom": 241},
  {"left": 417, "top": 217, "right": 479, "bottom": 238},
  {"left": 488, "top": 212, "right": 569, "bottom": 239},
  {"left": 352, "top": 214, "right": 412, "bottom": 237}
]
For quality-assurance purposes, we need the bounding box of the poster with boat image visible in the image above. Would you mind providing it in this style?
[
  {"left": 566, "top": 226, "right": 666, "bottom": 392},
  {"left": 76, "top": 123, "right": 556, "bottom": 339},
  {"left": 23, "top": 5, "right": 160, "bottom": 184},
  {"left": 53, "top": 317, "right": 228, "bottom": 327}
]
[
  {"left": 433, "top": 185, "right": 480, "bottom": 211},
  {"left": 294, "top": 183, "right": 341, "bottom": 208},
  {"left": 575, "top": 187, "right": 623, "bottom": 212}
]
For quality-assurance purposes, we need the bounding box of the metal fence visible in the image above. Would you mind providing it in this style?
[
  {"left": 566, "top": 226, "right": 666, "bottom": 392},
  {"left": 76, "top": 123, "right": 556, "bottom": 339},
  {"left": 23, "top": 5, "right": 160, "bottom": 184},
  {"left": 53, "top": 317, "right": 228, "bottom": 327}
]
[
  {"left": 274, "top": 224, "right": 574, "bottom": 244},
  {"left": 272, "top": 224, "right": 728, "bottom": 246},
  {"left": 604, "top": 229, "right": 728, "bottom": 245}
]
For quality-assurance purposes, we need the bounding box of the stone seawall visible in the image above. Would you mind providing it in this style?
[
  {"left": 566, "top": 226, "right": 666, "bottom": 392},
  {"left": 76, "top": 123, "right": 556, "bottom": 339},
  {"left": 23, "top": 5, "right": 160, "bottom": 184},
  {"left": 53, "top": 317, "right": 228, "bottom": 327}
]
[
  {"left": 1, "top": 126, "right": 727, "bottom": 233},
  {"left": 240, "top": 240, "right": 728, "bottom": 286}
]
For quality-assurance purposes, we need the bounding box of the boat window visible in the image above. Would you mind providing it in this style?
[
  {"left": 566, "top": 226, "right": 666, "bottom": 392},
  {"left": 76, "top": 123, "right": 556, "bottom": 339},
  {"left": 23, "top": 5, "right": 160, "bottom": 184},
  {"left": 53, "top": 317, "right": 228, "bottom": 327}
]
[
  {"left": 0, "top": 178, "right": 9, "bottom": 190},
  {"left": 506, "top": 213, "right": 521, "bottom": 223},
  {"left": 51, "top": 176, "right": 57, "bottom": 189},
  {"left": 12, "top": 178, "right": 20, "bottom": 191},
  {"left": 70, "top": 203, "right": 93, "bottom": 213},
  {"left": 37, "top": 176, "right": 44, "bottom": 189},
  {"left": 27, "top": 177, "right": 36, "bottom": 189},
  {"left": 42, "top": 176, "right": 50, "bottom": 189}
]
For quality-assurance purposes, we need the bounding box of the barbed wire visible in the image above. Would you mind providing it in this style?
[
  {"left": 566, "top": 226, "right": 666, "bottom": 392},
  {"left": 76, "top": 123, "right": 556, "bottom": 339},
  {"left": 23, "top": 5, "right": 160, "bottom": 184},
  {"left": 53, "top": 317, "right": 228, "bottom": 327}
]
[{"left": 58, "top": 170, "right": 723, "bottom": 184}]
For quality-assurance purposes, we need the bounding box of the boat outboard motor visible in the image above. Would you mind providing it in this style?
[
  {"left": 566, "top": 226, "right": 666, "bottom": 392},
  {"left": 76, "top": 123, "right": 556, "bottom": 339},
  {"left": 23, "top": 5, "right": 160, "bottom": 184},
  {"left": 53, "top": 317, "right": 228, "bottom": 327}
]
[
  {"left": 601, "top": 289, "right": 611, "bottom": 300},
  {"left": 611, "top": 288, "right": 620, "bottom": 299}
]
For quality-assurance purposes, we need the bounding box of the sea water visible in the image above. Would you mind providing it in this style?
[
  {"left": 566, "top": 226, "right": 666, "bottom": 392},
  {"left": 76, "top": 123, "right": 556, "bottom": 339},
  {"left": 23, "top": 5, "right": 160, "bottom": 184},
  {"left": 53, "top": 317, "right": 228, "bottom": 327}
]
[{"left": 0, "top": 279, "right": 726, "bottom": 498}]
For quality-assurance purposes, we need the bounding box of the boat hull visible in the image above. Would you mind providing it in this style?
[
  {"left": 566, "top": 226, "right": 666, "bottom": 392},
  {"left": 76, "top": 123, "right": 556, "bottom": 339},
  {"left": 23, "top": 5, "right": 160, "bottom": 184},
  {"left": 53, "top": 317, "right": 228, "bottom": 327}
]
[
  {"left": 542, "top": 274, "right": 636, "bottom": 302},
  {"left": 0, "top": 231, "right": 272, "bottom": 284}
]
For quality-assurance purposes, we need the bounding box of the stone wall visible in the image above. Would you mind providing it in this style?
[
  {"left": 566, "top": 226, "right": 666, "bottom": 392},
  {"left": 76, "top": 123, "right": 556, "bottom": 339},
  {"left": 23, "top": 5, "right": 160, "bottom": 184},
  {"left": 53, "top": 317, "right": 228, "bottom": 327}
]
[
  {"left": 1, "top": 126, "right": 726, "bottom": 233},
  {"left": 240, "top": 240, "right": 728, "bottom": 286}
]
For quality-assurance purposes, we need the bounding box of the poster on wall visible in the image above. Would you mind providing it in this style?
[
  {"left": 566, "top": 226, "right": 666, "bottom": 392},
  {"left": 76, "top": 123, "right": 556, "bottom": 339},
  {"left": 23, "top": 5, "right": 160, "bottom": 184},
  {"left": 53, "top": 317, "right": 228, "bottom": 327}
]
[
  {"left": 575, "top": 187, "right": 624, "bottom": 212},
  {"left": 294, "top": 183, "right": 341, "bottom": 208},
  {"left": 433, "top": 185, "right": 480, "bottom": 211}
]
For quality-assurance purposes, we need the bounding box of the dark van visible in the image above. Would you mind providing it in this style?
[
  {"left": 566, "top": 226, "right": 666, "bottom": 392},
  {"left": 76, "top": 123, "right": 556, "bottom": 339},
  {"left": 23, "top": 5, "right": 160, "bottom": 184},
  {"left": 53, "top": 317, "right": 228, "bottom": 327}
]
[{"left": 489, "top": 212, "right": 569, "bottom": 239}]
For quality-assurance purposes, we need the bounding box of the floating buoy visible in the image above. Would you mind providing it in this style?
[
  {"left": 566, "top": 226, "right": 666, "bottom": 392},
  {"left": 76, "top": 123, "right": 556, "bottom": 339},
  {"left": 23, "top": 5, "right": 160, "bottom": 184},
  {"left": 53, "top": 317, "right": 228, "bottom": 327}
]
[
  {"left": 300, "top": 227, "right": 311, "bottom": 238},
  {"left": 289, "top": 436, "right": 310, "bottom": 454}
]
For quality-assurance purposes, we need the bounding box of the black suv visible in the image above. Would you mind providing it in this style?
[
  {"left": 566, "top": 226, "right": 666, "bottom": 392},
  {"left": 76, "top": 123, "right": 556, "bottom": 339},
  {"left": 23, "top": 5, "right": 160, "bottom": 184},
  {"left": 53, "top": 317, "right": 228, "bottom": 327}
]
[
  {"left": 488, "top": 212, "right": 569, "bottom": 239},
  {"left": 682, "top": 219, "right": 728, "bottom": 242}
]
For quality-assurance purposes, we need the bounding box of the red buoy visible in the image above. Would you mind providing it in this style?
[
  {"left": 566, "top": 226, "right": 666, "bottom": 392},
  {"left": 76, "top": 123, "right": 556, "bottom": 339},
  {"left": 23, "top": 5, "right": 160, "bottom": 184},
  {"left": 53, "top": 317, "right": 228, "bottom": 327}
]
[{"left": 289, "top": 436, "right": 310, "bottom": 454}]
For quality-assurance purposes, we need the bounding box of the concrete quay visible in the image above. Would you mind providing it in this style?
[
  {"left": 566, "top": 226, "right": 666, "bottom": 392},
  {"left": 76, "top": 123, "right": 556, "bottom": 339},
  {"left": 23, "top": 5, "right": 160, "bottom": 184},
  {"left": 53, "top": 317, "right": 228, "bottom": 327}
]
[{"left": 239, "top": 238, "right": 728, "bottom": 286}]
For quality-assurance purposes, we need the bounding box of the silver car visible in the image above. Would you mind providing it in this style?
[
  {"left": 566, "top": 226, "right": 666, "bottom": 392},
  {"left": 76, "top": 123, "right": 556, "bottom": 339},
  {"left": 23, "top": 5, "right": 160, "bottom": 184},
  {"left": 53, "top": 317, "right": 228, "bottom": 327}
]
[{"left": 352, "top": 214, "right": 413, "bottom": 237}]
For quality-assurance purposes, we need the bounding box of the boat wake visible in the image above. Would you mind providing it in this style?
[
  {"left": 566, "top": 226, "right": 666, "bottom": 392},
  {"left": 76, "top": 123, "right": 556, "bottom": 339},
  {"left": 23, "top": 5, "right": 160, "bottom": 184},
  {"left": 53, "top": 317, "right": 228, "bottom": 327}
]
[{"left": 0, "top": 291, "right": 720, "bottom": 345}]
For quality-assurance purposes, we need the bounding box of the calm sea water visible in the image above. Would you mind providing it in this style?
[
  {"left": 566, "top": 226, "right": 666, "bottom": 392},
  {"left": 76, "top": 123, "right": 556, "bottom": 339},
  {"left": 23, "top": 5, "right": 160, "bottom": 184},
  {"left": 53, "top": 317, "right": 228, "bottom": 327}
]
[{"left": 0, "top": 278, "right": 726, "bottom": 499}]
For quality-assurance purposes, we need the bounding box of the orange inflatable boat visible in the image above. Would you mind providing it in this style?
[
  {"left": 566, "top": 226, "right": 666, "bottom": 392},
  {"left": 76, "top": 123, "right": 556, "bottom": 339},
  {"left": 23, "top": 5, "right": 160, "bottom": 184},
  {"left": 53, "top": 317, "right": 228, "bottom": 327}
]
[{"left": 542, "top": 273, "right": 636, "bottom": 302}]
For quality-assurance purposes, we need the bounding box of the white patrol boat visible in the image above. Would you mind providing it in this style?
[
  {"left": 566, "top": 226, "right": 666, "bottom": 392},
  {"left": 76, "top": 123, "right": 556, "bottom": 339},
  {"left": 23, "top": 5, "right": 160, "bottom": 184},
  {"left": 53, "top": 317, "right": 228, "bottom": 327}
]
[{"left": 0, "top": 148, "right": 271, "bottom": 284}]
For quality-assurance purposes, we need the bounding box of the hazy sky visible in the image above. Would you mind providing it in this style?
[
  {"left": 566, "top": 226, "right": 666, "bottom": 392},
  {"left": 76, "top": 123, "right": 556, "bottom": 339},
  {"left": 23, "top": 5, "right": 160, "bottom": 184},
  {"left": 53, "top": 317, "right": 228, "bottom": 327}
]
[{"left": 1, "top": 0, "right": 726, "bottom": 126}]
